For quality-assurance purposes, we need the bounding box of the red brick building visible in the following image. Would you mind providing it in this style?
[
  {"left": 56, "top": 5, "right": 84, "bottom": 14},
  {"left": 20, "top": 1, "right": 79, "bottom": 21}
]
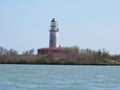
[{"left": 38, "top": 47, "right": 62, "bottom": 54}]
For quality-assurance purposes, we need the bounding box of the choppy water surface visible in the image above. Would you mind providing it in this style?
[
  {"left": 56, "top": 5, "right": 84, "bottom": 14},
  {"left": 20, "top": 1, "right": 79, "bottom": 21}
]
[{"left": 0, "top": 65, "right": 120, "bottom": 90}]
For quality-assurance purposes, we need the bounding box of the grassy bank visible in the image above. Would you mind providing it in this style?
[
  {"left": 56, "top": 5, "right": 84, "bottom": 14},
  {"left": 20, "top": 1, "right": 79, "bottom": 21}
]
[
  {"left": 0, "top": 54, "right": 120, "bottom": 65},
  {"left": 0, "top": 46, "right": 120, "bottom": 65}
]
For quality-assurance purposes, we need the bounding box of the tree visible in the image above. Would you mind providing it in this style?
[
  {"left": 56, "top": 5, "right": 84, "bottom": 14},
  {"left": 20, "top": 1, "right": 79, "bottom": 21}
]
[
  {"left": 62, "top": 46, "right": 80, "bottom": 54},
  {"left": 23, "top": 49, "right": 34, "bottom": 55},
  {"left": 0, "top": 47, "right": 4, "bottom": 55},
  {"left": 7, "top": 49, "right": 18, "bottom": 55}
]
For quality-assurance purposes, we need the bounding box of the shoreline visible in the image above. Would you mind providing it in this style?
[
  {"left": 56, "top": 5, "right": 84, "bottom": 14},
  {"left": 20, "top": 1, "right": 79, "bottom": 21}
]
[{"left": 0, "top": 63, "right": 120, "bottom": 66}]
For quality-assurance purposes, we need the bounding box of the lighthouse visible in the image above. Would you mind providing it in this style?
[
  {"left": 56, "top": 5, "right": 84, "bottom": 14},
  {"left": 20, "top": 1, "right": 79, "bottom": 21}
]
[
  {"left": 38, "top": 18, "right": 62, "bottom": 54},
  {"left": 49, "top": 18, "right": 59, "bottom": 47}
]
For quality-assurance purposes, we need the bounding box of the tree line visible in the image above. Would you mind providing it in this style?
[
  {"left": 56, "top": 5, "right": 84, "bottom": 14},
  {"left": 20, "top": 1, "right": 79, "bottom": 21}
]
[
  {"left": 0, "top": 46, "right": 120, "bottom": 65},
  {"left": 0, "top": 47, "right": 34, "bottom": 56}
]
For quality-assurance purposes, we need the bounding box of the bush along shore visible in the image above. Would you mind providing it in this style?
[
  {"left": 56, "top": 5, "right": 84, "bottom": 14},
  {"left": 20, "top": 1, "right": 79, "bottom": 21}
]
[{"left": 0, "top": 46, "right": 120, "bottom": 65}]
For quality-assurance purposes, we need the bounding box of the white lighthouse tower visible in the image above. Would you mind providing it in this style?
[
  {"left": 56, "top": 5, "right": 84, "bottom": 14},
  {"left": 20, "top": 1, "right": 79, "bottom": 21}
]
[
  {"left": 49, "top": 18, "right": 59, "bottom": 47},
  {"left": 38, "top": 18, "right": 62, "bottom": 54}
]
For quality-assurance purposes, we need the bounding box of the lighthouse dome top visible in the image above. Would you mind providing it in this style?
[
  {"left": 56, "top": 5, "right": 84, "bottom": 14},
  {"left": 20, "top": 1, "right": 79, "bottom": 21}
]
[{"left": 51, "top": 18, "right": 56, "bottom": 22}]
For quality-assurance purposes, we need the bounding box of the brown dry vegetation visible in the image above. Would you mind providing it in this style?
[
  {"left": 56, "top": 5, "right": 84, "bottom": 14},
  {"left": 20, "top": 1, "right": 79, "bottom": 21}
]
[{"left": 0, "top": 46, "right": 120, "bottom": 65}]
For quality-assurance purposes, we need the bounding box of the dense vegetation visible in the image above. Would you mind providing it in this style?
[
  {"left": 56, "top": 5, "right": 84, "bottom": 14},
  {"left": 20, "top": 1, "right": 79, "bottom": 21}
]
[{"left": 0, "top": 46, "right": 120, "bottom": 65}]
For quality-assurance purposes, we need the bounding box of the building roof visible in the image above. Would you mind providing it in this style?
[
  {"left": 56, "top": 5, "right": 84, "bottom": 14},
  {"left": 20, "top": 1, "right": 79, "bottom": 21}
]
[
  {"left": 38, "top": 47, "right": 62, "bottom": 51},
  {"left": 51, "top": 18, "right": 56, "bottom": 22}
]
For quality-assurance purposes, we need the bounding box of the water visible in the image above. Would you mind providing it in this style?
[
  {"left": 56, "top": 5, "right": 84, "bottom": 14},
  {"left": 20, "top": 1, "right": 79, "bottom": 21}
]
[{"left": 0, "top": 65, "right": 120, "bottom": 90}]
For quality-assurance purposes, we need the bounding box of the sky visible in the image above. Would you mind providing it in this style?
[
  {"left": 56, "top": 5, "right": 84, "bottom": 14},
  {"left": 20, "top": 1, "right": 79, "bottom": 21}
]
[{"left": 0, "top": 0, "right": 120, "bottom": 54}]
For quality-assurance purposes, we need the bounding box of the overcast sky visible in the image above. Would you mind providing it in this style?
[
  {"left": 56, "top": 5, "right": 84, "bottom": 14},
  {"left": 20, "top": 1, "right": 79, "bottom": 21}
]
[{"left": 0, "top": 0, "right": 120, "bottom": 54}]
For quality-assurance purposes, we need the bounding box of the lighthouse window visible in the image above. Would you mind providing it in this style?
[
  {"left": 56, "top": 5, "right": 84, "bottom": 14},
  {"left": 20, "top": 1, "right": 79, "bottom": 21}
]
[{"left": 52, "top": 22, "right": 56, "bottom": 26}]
